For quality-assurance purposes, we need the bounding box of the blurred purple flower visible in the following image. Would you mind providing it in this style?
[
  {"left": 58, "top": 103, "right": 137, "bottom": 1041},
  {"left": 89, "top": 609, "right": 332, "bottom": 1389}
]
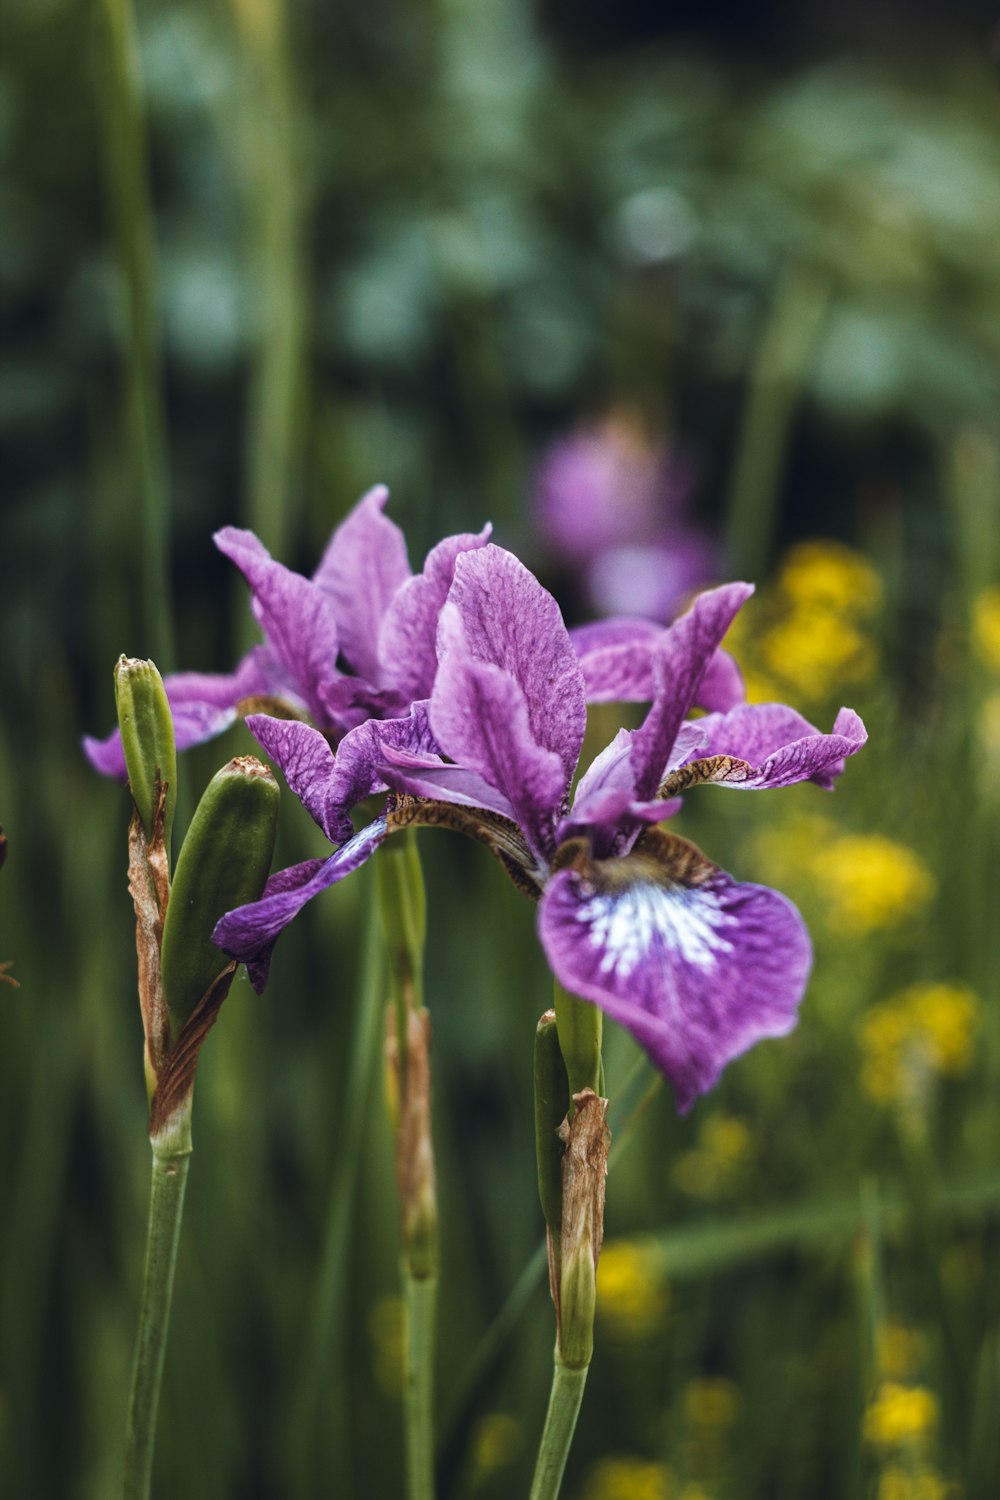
[
  {"left": 216, "top": 546, "right": 865, "bottom": 1111},
  {"left": 534, "top": 413, "right": 717, "bottom": 620},
  {"left": 84, "top": 486, "right": 491, "bottom": 777}
]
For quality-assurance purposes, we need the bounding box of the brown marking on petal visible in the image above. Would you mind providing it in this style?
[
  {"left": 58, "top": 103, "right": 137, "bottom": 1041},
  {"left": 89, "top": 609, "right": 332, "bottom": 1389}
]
[
  {"left": 148, "top": 961, "right": 238, "bottom": 1139},
  {"left": 552, "top": 825, "right": 719, "bottom": 899},
  {"left": 658, "top": 754, "right": 752, "bottom": 798},
  {"left": 385, "top": 793, "right": 544, "bottom": 899},
  {"left": 236, "top": 694, "right": 308, "bottom": 723},
  {"left": 128, "top": 783, "right": 172, "bottom": 1077}
]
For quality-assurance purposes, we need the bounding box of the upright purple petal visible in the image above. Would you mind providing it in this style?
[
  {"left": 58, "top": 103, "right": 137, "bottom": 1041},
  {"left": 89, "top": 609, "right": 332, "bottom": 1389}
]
[
  {"left": 538, "top": 829, "right": 812, "bottom": 1113},
  {"left": 213, "top": 817, "right": 389, "bottom": 990},
  {"left": 312, "top": 486, "right": 411, "bottom": 685},
  {"left": 430, "top": 605, "right": 568, "bottom": 862},
  {"left": 325, "top": 704, "right": 441, "bottom": 817},
  {"left": 378, "top": 525, "right": 492, "bottom": 702},
  {"left": 572, "top": 616, "right": 744, "bottom": 713},
  {"left": 630, "top": 582, "right": 753, "bottom": 800},
  {"left": 696, "top": 703, "right": 868, "bottom": 791},
  {"left": 215, "top": 527, "right": 341, "bottom": 724},
  {"left": 247, "top": 716, "right": 351, "bottom": 843},
  {"left": 444, "top": 545, "right": 587, "bottom": 785}
]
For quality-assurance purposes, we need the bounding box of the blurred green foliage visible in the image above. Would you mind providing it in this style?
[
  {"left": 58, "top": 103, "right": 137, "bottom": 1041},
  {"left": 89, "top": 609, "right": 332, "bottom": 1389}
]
[{"left": 2, "top": 0, "right": 1000, "bottom": 1496}]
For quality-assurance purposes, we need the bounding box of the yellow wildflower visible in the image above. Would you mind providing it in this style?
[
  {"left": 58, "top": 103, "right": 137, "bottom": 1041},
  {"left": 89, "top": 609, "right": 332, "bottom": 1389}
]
[
  {"left": 864, "top": 1383, "right": 938, "bottom": 1448},
  {"left": 876, "top": 1323, "right": 927, "bottom": 1382},
  {"left": 972, "top": 587, "right": 1000, "bottom": 673},
  {"left": 759, "top": 607, "right": 876, "bottom": 700},
  {"left": 683, "top": 1378, "right": 741, "bottom": 1430},
  {"left": 777, "top": 540, "right": 883, "bottom": 617},
  {"left": 368, "top": 1295, "right": 406, "bottom": 1396},
  {"left": 468, "top": 1413, "right": 522, "bottom": 1485},
  {"left": 596, "top": 1239, "right": 669, "bottom": 1337},
  {"left": 812, "top": 835, "right": 935, "bottom": 934},
  {"left": 859, "top": 983, "right": 979, "bottom": 1106},
  {"left": 671, "top": 1114, "right": 755, "bottom": 1199},
  {"left": 876, "top": 1464, "right": 955, "bottom": 1500},
  {"left": 579, "top": 1455, "right": 673, "bottom": 1500}
]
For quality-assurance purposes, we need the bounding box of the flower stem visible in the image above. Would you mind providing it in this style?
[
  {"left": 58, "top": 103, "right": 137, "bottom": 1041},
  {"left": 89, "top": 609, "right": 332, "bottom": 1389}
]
[
  {"left": 123, "top": 1105, "right": 193, "bottom": 1500},
  {"left": 403, "top": 1266, "right": 438, "bottom": 1500},
  {"left": 528, "top": 1360, "right": 589, "bottom": 1500}
]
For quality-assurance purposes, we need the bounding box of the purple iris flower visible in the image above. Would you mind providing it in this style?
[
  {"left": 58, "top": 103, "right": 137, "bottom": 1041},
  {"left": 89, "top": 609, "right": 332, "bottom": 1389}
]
[
  {"left": 215, "top": 546, "right": 866, "bottom": 1112},
  {"left": 83, "top": 486, "right": 492, "bottom": 776},
  {"left": 534, "top": 415, "right": 717, "bottom": 622}
]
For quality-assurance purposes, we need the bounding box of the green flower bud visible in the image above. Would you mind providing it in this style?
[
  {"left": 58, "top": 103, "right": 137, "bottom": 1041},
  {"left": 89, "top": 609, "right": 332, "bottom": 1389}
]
[
  {"left": 114, "top": 656, "right": 177, "bottom": 853},
  {"left": 534, "top": 1010, "right": 568, "bottom": 1236},
  {"left": 160, "top": 756, "right": 279, "bottom": 1039}
]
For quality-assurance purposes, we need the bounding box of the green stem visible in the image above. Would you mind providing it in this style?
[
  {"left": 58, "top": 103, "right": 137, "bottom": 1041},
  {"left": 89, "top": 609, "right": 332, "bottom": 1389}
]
[
  {"left": 552, "top": 980, "right": 602, "bottom": 1101},
  {"left": 403, "top": 1268, "right": 438, "bottom": 1500},
  {"left": 123, "top": 1105, "right": 193, "bottom": 1500},
  {"left": 288, "top": 882, "right": 386, "bottom": 1496},
  {"left": 528, "top": 1361, "right": 589, "bottom": 1500}
]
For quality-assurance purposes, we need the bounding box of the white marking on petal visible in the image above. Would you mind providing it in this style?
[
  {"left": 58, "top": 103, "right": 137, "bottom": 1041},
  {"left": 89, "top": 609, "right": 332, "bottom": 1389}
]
[{"left": 576, "top": 880, "right": 737, "bottom": 982}]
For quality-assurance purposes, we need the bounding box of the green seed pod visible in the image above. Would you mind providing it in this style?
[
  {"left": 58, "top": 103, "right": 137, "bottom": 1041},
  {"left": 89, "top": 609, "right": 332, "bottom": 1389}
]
[
  {"left": 115, "top": 656, "right": 177, "bottom": 853},
  {"left": 160, "top": 756, "right": 279, "bottom": 1038},
  {"left": 534, "top": 1009, "right": 568, "bottom": 1235}
]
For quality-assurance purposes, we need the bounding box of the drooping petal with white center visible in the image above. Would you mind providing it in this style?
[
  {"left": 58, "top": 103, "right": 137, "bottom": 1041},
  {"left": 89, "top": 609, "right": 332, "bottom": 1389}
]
[
  {"left": 538, "top": 827, "right": 812, "bottom": 1113},
  {"left": 444, "top": 545, "right": 587, "bottom": 787},
  {"left": 213, "top": 817, "right": 389, "bottom": 991},
  {"left": 311, "top": 486, "right": 411, "bottom": 685},
  {"left": 378, "top": 524, "right": 493, "bottom": 702},
  {"left": 692, "top": 703, "right": 868, "bottom": 792},
  {"left": 215, "top": 527, "right": 342, "bottom": 725}
]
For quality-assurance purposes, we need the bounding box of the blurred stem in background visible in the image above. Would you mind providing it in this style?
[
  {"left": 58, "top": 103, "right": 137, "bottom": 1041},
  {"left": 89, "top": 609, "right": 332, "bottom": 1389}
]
[
  {"left": 377, "top": 831, "right": 439, "bottom": 1500},
  {"left": 287, "top": 879, "right": 386, "bottom": 1497},
  {"left": 96, "top": 0, "right": 175, "bottom": 669},
  {"left": 227, "top": 0, "right": 305, "bottom": 561},
  {"left": 725, "top": 261, "right": 831, "bottom": 585}
]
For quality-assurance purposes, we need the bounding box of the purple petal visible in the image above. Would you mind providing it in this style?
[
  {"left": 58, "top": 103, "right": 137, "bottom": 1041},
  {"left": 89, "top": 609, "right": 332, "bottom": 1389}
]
[
  {"left": 82, "top": 648, "right": 284, "bottom": 780},
  {"left": 431, "top": 601, "right": 568, "bottom": 862},
  {"left": 312, "top": 486, "right": 411, "bottom": 685},
  {"left": 215, "top": 527, "right": 341, "bottom": 725},
  {"left": 377, "top": 743, "right": 518, "bottom": 820},
  {"left": 213, "top": 817, "right": 389, "bottom": 991},
  {"left": 327, "top": 704, "right": 440, "bottom": 818},
  {"left": 247, "top": 716, "right": 350, "bottom": 842},
  {"left": 378, "top": 525, "right": 493, "bottom": 702},
  {"left": 573, "top": 616, "right": 745, "bottom": 713},
  {"left": 538, "top": 829, "right": 812, "bottom": 1113},
  {"left": 630, "top": 582, "right": 753, "bottom": 800},
  {"left": 696, "top": 703, "right": 868, "bottom": 791},
  {"left": 443, "top": 545, "right": 587, "bottom": 784}
]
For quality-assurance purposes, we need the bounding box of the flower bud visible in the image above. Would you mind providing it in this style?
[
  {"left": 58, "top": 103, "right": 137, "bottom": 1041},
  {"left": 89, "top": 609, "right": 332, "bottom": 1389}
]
[
  {"left": 114, "top": 656, "right": 177, "bottom": 853},
  {"left": 160, "top": 756, "right": 279, "bottom": 1039},
  {"left": 534, "top": 1010, "right": 568, "bottom": 1236}
]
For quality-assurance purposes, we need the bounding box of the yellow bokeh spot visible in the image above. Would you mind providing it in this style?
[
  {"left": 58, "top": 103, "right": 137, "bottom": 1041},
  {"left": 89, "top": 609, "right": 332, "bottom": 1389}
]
[
  {"left": 671, "top": 1114, "right": 755, "bottom": 1199},
  {"left": 972, "top": 587, "right": 1000, "bottom": 673},
  {"left": 596, "top": 1239, "right": 669, "bottom": 1336},
  {"left": 579, "top": 1455, "right": 673, "bottom": 1500},
  {"left": 876, "top": 1465, "right": 956, "bottom": 1500},
  {"left": 759, "top": 607, "right": 876, "bottom": 700},
  {"left": 864, "top": 1384, "right": 939, "bottom": 1448},
  {"left": 777, "top": 541, "right": 883, "bottom": 617},
  {"left": 859, "top": 983, "right": 980, "bottom": 1106},
  {"left": 812, "top": 836, "right": 935, "bottom": 934},
  {"left": 876, "top": 1323, "right": 928, "bottom": 1382},
  {"left": 468, "top": 1412, "right": 522, "bottom": 1484},
  {"left": 683, "top": 1377, "right": 741, "bottom": 1430}
]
